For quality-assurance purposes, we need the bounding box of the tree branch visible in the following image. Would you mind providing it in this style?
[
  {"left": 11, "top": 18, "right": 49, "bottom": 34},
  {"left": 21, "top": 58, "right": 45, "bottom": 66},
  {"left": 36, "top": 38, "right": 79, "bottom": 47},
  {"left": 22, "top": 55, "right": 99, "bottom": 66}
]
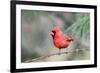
[{"left": 24, "top": 48, "right": 89, "bottom": 63}]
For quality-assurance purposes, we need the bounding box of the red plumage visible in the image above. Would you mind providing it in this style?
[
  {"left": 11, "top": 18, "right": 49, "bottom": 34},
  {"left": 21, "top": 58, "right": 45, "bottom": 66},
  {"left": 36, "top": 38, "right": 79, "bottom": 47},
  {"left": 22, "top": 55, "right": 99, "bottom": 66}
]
[{"left": 50, "top": 26, "right": 75, "bottom": 54}]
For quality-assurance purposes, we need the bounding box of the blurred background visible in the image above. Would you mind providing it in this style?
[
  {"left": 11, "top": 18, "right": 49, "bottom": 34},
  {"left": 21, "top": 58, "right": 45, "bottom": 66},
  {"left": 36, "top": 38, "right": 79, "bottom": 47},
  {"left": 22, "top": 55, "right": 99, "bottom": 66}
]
[{"left": 21, "top": 10, "right": 90, "bottom": 62}]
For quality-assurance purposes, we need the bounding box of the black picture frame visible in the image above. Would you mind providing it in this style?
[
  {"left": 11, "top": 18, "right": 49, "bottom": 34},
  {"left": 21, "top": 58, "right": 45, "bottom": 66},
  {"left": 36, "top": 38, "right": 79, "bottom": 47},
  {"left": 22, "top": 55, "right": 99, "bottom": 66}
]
[{"left": 10, "top": 0, "right": 97, "bottom": 73}]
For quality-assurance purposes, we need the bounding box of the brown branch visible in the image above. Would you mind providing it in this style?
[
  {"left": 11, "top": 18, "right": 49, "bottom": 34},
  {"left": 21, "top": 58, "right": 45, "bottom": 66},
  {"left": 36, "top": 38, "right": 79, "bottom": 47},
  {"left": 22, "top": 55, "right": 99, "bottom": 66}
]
[{"left": 24, "top": 48, "right": 89, "bottom": 63}]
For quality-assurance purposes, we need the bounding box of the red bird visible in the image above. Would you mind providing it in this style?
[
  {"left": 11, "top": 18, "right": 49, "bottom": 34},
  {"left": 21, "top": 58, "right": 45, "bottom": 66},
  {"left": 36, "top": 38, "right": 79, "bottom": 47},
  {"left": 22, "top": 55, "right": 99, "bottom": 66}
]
[{"left": 50, "top": 26, "right": 75, "bottom": 55}]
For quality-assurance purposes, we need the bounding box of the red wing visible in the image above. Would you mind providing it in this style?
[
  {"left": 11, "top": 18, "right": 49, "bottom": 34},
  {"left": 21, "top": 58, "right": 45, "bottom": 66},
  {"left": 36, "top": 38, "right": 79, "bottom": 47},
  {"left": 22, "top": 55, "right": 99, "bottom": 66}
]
[{"left": 65, "top": 36, "right": 74, "bottom": 41}]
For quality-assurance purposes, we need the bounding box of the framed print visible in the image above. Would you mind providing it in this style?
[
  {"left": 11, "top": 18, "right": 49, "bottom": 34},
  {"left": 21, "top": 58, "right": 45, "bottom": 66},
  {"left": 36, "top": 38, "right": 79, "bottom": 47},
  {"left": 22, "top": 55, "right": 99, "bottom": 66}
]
[{"left": 10, "top": 0, "right": 97, "bottom": 72}]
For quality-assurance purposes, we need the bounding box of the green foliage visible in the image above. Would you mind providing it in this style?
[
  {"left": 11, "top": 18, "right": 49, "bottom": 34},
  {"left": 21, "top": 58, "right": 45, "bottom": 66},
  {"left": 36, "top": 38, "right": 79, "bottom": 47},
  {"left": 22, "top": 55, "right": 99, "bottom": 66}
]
[
  {"left": 65, "top": 13, "right": 90, "bottom": 41},
  {"left": 64, "top": 13, "right": 90, "bottom": 60}
]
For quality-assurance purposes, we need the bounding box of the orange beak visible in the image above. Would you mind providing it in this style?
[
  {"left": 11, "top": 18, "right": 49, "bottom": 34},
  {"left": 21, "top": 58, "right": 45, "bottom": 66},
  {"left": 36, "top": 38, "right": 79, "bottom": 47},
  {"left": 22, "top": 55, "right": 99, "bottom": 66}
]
[{"left": 50, "top": 32, "right": 54, "bottom": 36}]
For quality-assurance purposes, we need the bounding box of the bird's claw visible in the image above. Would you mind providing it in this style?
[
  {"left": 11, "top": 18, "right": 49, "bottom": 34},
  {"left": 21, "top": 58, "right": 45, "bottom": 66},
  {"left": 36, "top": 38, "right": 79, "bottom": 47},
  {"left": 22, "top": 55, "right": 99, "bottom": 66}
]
[{"left": 58, "top": 52, "right": 61, "bottom": 55}]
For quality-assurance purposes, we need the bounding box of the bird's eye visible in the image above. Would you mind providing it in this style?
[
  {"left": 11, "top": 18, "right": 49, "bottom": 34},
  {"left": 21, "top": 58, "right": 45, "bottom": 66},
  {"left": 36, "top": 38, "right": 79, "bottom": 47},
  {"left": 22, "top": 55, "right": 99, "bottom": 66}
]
[{"left": 52, "top": 31, "right": 56, "bottom": 34}]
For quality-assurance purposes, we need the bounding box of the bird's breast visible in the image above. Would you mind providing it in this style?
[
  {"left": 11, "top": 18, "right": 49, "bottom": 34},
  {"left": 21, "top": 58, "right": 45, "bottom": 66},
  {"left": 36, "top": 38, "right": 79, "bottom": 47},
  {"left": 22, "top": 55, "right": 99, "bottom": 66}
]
[{"left": 53, "top": 36, "right": 69, "bottom": 49}]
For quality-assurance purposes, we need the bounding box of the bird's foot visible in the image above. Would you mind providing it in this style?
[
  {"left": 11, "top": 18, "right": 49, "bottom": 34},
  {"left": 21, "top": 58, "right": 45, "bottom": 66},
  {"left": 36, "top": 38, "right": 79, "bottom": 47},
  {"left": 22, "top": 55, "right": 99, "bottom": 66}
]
[
  {"left": 58, "top": 49, "right": 61, "bottom": 55},
  {"left": 58, "top": 52, "right": 61, "bottom": 55}
]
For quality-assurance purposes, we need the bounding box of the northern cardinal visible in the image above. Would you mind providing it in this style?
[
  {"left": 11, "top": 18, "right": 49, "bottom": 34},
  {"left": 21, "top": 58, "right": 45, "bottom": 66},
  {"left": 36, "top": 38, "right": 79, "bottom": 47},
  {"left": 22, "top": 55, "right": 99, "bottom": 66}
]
[{"left": 50, "top": 26, "right": 75, "bottom": 55}]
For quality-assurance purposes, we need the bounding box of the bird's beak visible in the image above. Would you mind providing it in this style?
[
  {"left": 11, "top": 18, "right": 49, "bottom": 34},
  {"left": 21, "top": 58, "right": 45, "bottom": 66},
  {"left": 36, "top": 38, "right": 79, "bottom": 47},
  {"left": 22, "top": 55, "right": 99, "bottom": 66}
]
[{"left": 50, "top": 32, "right": 54, "bottom": 36}]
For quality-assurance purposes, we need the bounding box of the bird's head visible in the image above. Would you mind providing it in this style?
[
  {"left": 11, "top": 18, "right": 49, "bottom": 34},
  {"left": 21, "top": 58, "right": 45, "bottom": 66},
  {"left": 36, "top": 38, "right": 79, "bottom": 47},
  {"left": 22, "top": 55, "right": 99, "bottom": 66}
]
[{"left": 50, "top": 26, "right": 60, "bottom": 37}]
